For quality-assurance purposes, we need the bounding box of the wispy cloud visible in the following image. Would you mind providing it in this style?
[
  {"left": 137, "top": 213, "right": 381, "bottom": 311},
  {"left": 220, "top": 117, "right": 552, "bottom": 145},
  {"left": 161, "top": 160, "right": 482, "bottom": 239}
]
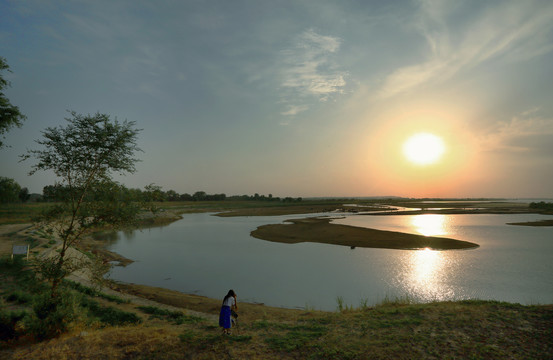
[
  {"left": 377, "top": 0, "right": 553, "bottom": 99},
  {"left": 280, "top": 104, "right": 309, "bottom": 117},
  {"left": 279, "top": 29, "right": 347, "bottom": 116},
  {"left": 480, "top": 108, "right": 553, "bottom": 157}
]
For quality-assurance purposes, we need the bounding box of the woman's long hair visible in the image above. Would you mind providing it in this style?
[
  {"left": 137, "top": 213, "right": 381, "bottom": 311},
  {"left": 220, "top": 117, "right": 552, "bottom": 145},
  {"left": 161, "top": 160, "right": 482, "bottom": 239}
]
[{"left": 223, "top": 289, "right": 236, "bottom": 304}]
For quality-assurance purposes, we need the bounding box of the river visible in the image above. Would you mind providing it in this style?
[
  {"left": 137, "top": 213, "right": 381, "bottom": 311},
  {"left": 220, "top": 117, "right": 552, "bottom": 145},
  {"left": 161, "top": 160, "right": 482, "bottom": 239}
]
[{"left": 105, "top": 212, "right": 553, "bottom": 311}]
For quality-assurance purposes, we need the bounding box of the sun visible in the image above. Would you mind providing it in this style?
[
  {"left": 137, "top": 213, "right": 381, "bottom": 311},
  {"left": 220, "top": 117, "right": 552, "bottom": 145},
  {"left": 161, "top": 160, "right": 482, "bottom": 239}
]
[{"left": 402, "top": 133, "right": 445, "bottom": 165}]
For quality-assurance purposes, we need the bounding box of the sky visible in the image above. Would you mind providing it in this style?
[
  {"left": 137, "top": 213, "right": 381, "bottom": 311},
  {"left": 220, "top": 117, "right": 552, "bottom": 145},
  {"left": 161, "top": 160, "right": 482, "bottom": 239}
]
[{"left": 1, "top": 0, "right": 553, "bottom": 198}]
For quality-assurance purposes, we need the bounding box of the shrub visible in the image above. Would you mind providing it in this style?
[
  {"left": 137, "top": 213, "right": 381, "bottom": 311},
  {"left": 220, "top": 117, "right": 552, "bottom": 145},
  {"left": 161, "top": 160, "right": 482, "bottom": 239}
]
[
  {"left": 23, "top": 290, "right": 80, "bottom": 340},
  {"left": 0, "top": 308, "right": 27, "bottom": 341},
  {"left": 5, "top": 290, "right": 33, "bottom": 304}
]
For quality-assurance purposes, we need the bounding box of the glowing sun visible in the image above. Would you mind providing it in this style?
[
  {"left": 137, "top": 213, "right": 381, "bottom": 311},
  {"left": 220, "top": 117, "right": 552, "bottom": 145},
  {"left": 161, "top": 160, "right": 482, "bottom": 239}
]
[{"left": 403, "top": 133, "right": 445, "bottom": 165}]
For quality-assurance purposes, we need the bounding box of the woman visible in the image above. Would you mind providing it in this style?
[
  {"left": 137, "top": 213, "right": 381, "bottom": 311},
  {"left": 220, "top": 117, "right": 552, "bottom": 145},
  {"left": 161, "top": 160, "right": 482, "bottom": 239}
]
[{"left": 219, "top": 290, "right": 238, "bottom": 335}]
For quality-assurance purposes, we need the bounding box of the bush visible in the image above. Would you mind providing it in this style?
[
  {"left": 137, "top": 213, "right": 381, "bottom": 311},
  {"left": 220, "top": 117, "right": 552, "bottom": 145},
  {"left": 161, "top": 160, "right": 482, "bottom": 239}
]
[
  {"left": 5, "top": 290, "right": 33, "bottom": 304},
  {"left": 530, "top": 202, "right": 553, "bottom": 211},
  {"left": 23, "top": 290, "right": 80, "bottom": 340},
  {"left": 0, "top": 308, "right": 27, "bottom": 341}
]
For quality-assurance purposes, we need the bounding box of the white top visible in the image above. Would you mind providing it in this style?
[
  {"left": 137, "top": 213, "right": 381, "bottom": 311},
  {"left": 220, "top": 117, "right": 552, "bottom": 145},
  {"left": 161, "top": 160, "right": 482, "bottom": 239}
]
[{"left": 223, "top": 296, "right": 236, "bottom": 307}]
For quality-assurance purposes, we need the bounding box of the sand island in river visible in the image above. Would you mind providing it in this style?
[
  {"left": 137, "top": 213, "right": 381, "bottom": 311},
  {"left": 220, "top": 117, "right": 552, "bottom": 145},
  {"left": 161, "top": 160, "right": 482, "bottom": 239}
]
[{"left": 251, "top": 217, "right": 479, "bottom": 250}]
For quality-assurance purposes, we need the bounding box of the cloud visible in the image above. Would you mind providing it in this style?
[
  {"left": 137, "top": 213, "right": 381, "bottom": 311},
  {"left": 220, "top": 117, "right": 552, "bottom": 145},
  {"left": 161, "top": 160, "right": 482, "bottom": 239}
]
[
  {"left": 279, "top": 29, "right": 348, "bottom": 116},
  {"left": 480, "top": 109, "right": 553, "bottom": 157},
  {"left": 280, "top": 105, "right": 309, "bottom": 117},
  {"left": 377, "top": 0, "right": 553, "bottom": 99}
]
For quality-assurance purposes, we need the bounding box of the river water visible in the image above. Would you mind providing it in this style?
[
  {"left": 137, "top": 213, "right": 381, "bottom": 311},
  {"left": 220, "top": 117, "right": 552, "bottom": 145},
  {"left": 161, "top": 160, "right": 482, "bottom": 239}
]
[{"left": 105, "top": 212, "right": 553, "bottom": 311}]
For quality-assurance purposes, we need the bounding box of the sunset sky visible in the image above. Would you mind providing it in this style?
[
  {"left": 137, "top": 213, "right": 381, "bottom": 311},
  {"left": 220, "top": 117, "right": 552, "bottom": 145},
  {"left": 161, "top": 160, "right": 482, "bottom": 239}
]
[{"left": 1, "top": 0, "right": 552, "bottom": 198}]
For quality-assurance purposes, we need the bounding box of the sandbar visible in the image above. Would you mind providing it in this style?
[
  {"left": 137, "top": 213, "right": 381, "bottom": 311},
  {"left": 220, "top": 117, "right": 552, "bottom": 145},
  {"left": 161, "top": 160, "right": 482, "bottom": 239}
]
[
  {"left": 251, "top": 217, "right": 479, "bottom": 250},
  {"left": 507, "top": 219, "right": 553, "bottom": 227}
]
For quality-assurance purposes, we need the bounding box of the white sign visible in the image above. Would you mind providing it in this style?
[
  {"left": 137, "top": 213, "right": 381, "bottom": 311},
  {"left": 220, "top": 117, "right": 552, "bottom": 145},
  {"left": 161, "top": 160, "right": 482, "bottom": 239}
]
[{"left": 12, "top": 244, "right": 29, "bottom": 260}]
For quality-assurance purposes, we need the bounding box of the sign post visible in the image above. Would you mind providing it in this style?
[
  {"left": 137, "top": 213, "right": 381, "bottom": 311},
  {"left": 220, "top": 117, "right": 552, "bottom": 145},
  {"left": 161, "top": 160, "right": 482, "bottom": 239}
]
[{"left": 12, "top": 244, "right": 30, "bottom": 261}]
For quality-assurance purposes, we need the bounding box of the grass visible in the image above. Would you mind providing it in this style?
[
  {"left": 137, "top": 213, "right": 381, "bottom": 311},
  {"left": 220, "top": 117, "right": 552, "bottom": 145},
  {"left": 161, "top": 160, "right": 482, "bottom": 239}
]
[
  {"left": 137, "top": 305, "right": 205, "bottom": 325},
  {"left": 2, "top": 274, "right": 552, "bottom": 359},
  {"left": 63, "top": 280, "right": 128, "bottom": 304},
  {"left": 0, "top": 203, "right": 49, "bottom": 225},
  {"left": 79, "top": 297, "right": 142, "bottom": 326},
  {"left": 0, "top": 257, "right": 47, "bottom": 297},
  {"left": 0, "top": 256, "right": 141, "bottom": 341}
]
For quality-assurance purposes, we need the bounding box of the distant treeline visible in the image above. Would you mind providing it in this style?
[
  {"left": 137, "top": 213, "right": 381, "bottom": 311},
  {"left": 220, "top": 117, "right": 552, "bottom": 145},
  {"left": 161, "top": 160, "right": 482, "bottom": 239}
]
[
  {"left": 0, "top": 177, "right": 30, "bottom": 204},
  {"left": 40, "top": 184, "right": 301, "bottom": 203},
  {"left": 529, "top": 201, "right": 553, "bottom": 210}
]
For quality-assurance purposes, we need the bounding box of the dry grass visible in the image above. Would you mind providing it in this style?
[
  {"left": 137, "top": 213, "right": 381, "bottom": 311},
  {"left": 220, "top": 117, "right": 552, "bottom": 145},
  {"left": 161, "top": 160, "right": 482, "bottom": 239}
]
[
  {"left": 0, "top": 224, "right": 35, "bottom": 256},
  {"left": 3, "top": 300, "right": 552, "bottom": 359},
  {"left": 0, "top": 204, "right": 48, "bottom": 226},
  {"left": 6, "top": 326, "right": 183, "bottom": 360}
]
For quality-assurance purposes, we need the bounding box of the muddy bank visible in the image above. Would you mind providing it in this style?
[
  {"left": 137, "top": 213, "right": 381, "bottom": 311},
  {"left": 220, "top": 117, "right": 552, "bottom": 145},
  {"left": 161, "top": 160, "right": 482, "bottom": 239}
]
[
  {"left": 251, "top": 217, "right": 479, "bottom": 250},
  {"left": 507, "top": 219, "right": 553, "bottom": 226},
  {"left": 112, "top": 282, "right": 315, "bottom": 323}
]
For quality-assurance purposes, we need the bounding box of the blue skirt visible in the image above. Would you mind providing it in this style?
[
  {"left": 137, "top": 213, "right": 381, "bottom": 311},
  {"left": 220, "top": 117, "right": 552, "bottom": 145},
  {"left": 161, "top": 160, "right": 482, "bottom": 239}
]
[{"left": 219, "top": 305, "right": 231, "bottom": 329}]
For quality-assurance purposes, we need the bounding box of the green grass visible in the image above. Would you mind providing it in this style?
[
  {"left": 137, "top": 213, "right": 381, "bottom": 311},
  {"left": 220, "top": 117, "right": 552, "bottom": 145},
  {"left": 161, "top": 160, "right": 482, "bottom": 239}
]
[
  {"left": 79, "top": 297, "right": 142, "bottom": 326},
  {"left": 137, "top": 305, "right": 204, "bottom": 325},
  {"left": 63, "top": 280, "right": 129, "bottom": 304},
  {"left": 0, "top": 256, "right": 47, "bottom": 296},
  {"left": 0, "top": 255, "right": 140, "bottom": 338}
]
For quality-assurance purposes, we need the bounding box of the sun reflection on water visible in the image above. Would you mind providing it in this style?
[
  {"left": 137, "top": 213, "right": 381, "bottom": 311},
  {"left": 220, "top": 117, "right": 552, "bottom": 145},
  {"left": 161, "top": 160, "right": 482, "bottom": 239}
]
[
  {"left": 402, "top": 247, "right": 457, "bottom": 302},
  {"left": 412, "top": 248, "right": 439, "bottom": 282},
  {"left": 411, "top": 214, "right": 449, "bottom": 236},
  {"left": 406, "top": 215, "right": 454, "bottom": 300}
]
